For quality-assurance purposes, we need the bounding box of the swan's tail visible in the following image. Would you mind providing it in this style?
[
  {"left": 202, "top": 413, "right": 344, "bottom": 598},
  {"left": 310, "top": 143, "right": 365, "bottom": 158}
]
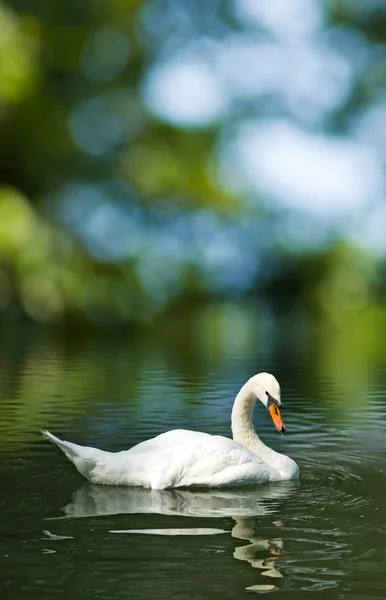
[{"left": 41, "top": 430, "right": 109, "bottom": 481}]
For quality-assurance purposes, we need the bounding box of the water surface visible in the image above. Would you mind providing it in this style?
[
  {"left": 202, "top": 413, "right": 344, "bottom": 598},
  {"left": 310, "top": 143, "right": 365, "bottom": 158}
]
[{"left": 1, "top": 311, "right": 386, "bottom": 599}]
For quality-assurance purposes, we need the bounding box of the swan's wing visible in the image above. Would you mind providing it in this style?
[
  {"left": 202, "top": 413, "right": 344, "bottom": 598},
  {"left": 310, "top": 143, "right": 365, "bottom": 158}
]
[
  {"left": 89, "top": 430, "right": 276, "bottom": 488},
  {"left": 125, "top": 429, "right": 213, "bottom": 455},
  {"left": 170, "top": 434, "right": 274, "bottom": 488}
]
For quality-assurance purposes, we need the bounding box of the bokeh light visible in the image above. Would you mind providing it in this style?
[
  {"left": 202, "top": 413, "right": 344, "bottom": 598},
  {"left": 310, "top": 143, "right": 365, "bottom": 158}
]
[{"left": 1, "top": 0, "right": 386, "bottom": 325}]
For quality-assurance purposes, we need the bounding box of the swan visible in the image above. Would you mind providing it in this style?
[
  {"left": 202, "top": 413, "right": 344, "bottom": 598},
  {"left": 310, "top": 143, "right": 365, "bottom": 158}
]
[{"left": 42, "top": 372, "right": 299, "bottom": 488}]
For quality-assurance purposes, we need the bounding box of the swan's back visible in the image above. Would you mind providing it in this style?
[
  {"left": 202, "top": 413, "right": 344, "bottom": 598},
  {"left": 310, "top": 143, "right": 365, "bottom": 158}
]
[
  {"left": 82, "top": 429, "right": 276, "bottom": 488},
  {"left": 44, "top": 428, "right": 278, "bottom": 488}
]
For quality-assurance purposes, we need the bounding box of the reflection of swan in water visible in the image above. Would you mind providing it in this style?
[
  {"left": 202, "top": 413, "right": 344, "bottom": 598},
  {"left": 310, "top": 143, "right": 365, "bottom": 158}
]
[
  {"left": 55, "top": 482, "right": 295, "bottom": 591},
  {"left": 232, "top": 516, "right": 284, "bottom": 580},
  {"left": 61, "top": 481, "right": 297, "bottom": 519}
]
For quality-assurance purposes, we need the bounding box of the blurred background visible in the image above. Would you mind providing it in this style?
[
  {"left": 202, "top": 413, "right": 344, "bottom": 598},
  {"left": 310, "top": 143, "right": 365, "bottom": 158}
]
[
  {"left": 1, "top": 0, "right": 386, "bottom": 329},
  {"left": 2, "top": 7, "right": 386, "bottom": 597}
]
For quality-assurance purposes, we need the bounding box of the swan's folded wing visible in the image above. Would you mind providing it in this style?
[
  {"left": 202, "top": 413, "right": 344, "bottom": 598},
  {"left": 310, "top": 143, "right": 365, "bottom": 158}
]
[
  {"left": 173, "top": 435, "right": 273, "bottom": 488},
  {"left": 87, "top": 430, "right": 274, "bottom": 488}
]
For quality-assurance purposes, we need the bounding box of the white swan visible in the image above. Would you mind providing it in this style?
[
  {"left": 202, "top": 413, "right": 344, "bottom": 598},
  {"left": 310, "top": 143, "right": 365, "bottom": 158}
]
[{"left": 42, "top": 372, "right": 299, "bottom": 488}]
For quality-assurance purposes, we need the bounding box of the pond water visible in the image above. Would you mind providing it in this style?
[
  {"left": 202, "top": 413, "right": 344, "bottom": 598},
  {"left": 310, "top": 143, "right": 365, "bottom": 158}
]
[{"left": 1, "top": 307, "right": 386, "bottom": 600}]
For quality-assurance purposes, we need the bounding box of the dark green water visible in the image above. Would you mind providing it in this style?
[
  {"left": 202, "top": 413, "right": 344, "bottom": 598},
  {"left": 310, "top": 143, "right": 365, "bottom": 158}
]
[{"left": 1, "top": 308, "right": 386, "bottom": 599}]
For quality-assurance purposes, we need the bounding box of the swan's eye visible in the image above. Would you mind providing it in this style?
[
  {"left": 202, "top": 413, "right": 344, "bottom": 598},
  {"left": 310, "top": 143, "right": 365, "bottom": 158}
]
[{"left": 266, "top": 392, "right": 281, "bottom": 409}]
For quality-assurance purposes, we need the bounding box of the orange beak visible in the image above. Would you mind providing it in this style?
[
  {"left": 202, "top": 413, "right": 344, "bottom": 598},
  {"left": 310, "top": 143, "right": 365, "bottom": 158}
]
[{"left": 268, "top": 403, "right": 285, "bottom": 433}]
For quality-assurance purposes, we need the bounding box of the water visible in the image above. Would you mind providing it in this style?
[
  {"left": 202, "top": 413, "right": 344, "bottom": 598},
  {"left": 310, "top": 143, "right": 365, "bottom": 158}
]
[{"left": 1, "top": 309, "right": 386, "bottom": 600}]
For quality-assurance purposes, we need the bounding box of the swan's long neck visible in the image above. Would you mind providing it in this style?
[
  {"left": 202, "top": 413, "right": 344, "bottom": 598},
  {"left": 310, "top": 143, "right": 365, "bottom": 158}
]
[
  {"left": 231, "top": 378, "right": 300, "bottom": 480},
  {"left": 231, "top": 382, "right": 277, "bottom": 465}
]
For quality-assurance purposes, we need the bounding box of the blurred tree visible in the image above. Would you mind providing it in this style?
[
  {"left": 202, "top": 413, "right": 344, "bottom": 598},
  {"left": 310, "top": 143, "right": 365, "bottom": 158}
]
[{"left": 0, "top": 0, "right": 386, "bottom": 325}]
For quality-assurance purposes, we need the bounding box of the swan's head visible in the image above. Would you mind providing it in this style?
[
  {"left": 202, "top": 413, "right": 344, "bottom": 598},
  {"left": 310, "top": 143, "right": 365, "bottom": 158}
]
[{"left": 249, "top": 372, "right": 285, "bottom": 433}]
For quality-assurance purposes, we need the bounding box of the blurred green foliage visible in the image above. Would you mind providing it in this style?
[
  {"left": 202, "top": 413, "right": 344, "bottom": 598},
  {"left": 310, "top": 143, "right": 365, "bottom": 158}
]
[{"left": 1, "top": 0, "right": 386, "bottom": 326}]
